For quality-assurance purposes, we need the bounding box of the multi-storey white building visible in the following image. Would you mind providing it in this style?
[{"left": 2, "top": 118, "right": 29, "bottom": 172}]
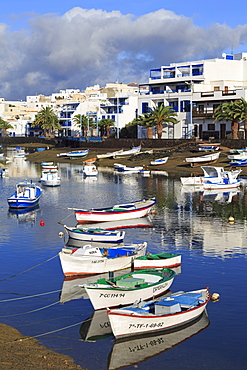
[{"left": 138, "top": 52, "right": 247, "bottom": 139}]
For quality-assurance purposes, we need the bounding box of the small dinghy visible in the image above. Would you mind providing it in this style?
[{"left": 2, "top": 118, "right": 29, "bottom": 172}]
[
  {"left": 63, "top": 225, "right": 125, "bottom": 243},
  {"left": 7, "top": 181, "right": 42, "bottom": 209},
  {"left": 134, "top": 252, "right": 181, "bottom": 269},
  {"left": 108, "top": 287, "right": 210, "bottom": 339},
  {"left": 84, "top": 268, "right": 176, "bottom": 310}
]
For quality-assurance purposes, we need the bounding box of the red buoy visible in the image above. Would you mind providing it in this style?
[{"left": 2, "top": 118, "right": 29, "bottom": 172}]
[{"left": 40, "top": 220, "right": 45, "bottom": 226}]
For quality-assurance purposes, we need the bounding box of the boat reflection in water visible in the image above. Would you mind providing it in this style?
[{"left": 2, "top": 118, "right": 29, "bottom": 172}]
[
  {"left": 7, "top": 204, "right": 40, "bottom": 225},
  {"left": 60, "top": 268, "right": 132, "bottom": 303},
  {"left": 80, "top": 309, "right": 112, "bottom": 342},
  {"left": 201, "top": 188, "right": 241, "bottom": 203},
  {"left": 107, "top": 311, "right": 210, "bottom": 370}
]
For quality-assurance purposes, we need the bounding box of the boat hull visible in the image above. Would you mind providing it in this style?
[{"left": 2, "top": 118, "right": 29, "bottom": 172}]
[
  {"left": 74, "top": 198, "right": 156, "bottom": 223},
  {"left": 85, "top": 269, "right": 175, "bottom": 310},
  {"left": 59, "top": 243, "right": 147, "bottom": 276},
  {"left": 7, "top": 183, "right": 42, "bottom": 209},
  {"left": 108, "top": 288, "right": 210, "bottom": 339},
  {"left": 134, "top": 253, "right": 181, "bottom": 269},
  {"left": 64, "top": 226, "right": 125, "bottom": 243}
]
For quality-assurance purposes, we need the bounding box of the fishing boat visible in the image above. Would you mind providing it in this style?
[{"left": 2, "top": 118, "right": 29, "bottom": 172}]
[
  {"left": 203, "top": 169, "right": 241, "bottom": 190},
  {"left": 97, "top": 150, "right": 124, "bottom": 159},
  {"left": 115, "top": 146, "right": 141, "bottom": 157},
  {"left": 150, "top": 157, "right": 168, "bottom": 165},
  {"left": 59, "top": 242, "right": 147, "bottom": 277},
  {"left": 197, "top": 143, "right": 220, "bottom": 151},
  {"left": 185, "top": 152, "right": 220, "bottom": 167},
  {"left": 7, "top": 181, "right": 42, "bottom": 209},
  {"left": 84, "top": 268, "right": 176, "bottom": 310},
  {"left": 228, "top": 151, "right": 247, "bottom": 161},
  {"left": 75, "top": 216, "right": 154, "bottom": 231},
  {"left": 82, "top": 163, "right": 98, "bottom": 177},
  {"left": 63, "top": 225, "right": 125, "bottom": 243},
  {"left": 71, "top": 198, "right": 157, "bottom": 223},
  {"left": 108, "top": 287, "right": 210, "bottom": 339},
  {"left": 114, "top": 164, "right": 144, "bottom": 173},
  {"left": 229, "top": 158, "right": 247, "bottom": 167},
  {"left": 67, "top": 149, "right": 89, "bottom": 158},
  {"left": 40, "top": 169, "right": 61, "bottom": 187},
  {"left": 180, "top": 166, "right": 241, "bottom": 186},
  {"left": 134, "top": 252, "right": 181, "bottom": 269},
  {"left": 41, "top": 162, "right": 58, "bottom": 170},
  {"left": 108, "top": 311, "right": 209, "bottom": 370}
]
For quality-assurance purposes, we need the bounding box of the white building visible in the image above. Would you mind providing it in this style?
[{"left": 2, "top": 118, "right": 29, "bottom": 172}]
[{"left": 138, "top": 52, "right": 247, "bottom": 139}]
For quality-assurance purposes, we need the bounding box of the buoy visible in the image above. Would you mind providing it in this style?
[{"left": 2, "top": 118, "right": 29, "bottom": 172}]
[
  {"left": 211, "top": 292, "right": 220, "bottom": 302},
  {"left": 40, "top": 220, "right": 45, "bottom": 226},
  {"left": 228, "top": 216, "right": 234, "bottom": 224},
  {"left": 59, "top": 232, "right": 64, "bottom": 238}
]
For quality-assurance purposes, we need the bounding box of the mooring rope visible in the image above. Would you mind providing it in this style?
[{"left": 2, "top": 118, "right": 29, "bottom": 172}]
[
  {"left": 0, "top": 300, "right": 60, "bottom": 317},
  {"left": 57, "top": 210, "right": 74, "bottom": 225},
  {"left": 0, "top": 289, "right": 61, "bottom": 302},
  {"left": 0, "top": 253, "right": 59, "bottom": 283}
]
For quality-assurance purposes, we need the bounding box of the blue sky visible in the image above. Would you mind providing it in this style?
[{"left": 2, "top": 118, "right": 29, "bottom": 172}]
[{"left": 1, "top": 1, "right": 247, "bottom": 99}]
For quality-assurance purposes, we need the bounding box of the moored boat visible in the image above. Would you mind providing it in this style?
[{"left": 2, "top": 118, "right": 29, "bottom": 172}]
[
  {"left": 7, "top": 181, "right": 42, "bottom": 209},
  {"left": 63, "top": 225, "right": 125, "bottom": 243},
  {"left": 71, "top": 198, "right": 157, "bottom": 223},
  {"left": 114, "top": 146, "right": 141, "bottom": 157},
  {"left": 114, "top": 164, "right": 143, "bottom": 173},
  {"left": 198, "top": 143, "right": 220, "bottom": 151},
  {"left": 82, "top": 163, "right": 98, "bottom": 177},
  {"left": 185, "top": 152, "right": 220, "bottom": 167},
  {"left": 97, "top": 150, "right": 124, "bottom": 159},
  {"left": 134, "top": 252, "right": 181, "bottom": 269},
  {"left": 59, "top": 242, "right": 147, "bottom": 276},
  {"left": 150, "top": 157, "right": 168, "bottom": 165},
  {"left": 108, "top": 287, "right": 210, "bottom": 339},
  {"left": 67, "top": 149, "right": 89, "bottom": 158},
  {"left": 84, "top": 268, "right": 176, "bottom": 310},
  {"left": 180, "top": 166, "right": 241, "bottom": 186},
  {"left": 40, "top": 169, "right": 61, "bottom": 187}
]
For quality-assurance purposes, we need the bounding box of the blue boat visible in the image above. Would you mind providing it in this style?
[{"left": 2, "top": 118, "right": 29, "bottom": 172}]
[
  {"left": 230, "top": 159, "right": 247, "bottom": 166},
  {"left": 7, "top": 181, "right": 42, "bottom": 209}
]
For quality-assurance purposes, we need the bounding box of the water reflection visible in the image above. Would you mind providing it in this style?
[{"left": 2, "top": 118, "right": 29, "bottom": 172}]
[
  {"left": 7, "top": 204, "right": 40, "bottom": 225},
  {"left": 107, "top": 311, "right": 209, "bottom": 370}
]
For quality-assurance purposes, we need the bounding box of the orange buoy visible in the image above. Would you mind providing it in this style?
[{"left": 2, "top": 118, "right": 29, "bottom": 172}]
[{"left": 40, "top": 220, "right": 45, "bottom": 226}]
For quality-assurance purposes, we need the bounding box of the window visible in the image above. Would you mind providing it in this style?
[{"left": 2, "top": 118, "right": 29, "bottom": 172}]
[
  {"left": 142, "top": 102, "right": 149, "bottom": 114},
  {"left": 208, "top": 124, "right": 215, "bottom": 131},
  {"left": 214, "top": 86, "right": 220, "bottom": 91}
]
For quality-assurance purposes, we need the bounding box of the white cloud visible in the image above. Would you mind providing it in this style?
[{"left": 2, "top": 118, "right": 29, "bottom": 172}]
[{"left": 1, "top": 7, "right": 247, "bottom": 99}]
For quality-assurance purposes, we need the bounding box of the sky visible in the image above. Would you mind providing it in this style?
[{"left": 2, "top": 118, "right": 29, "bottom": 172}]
[{"left": 1, "top": 1, "right": 247, "bottom": 100}]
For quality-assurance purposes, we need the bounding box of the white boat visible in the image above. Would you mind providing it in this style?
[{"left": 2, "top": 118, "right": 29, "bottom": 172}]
[
  {"left": 82, "top": 163, "right": 98, "bottom": 177},
  {"left": 84, "top": 268, "right": 176, "bottom": 310},
  {"left": 71, "top": 198, "right": 157, "bottom": 223},
  {"left": 203, "top": 169, "right": 241, "bottom": 190},
  {"left": 75, "top": 216, "right": 154, "bottom": 230},
  {"left": 228, "top": 151, "right": 247, "bottom": 161},
  {"left": 114, "top": 164, "right": 143, "bottom": 173},
  {"left": 150, "top": 157, "right": 168, "bottom": 165},
  {"left": 108, "top": 311, "right": 209, "bottom": 370},
  {"left": 63, "top": 225, "right": 125, "bottom": 243},
  {"left": 134, "top": 252, "right": 181, "bottom": 269},
  {"left": 180, "top": 166, "right": 241, "bottom": 186},
  {"left": 197, "top": 143, "right": 220, "bottom": 151},
  {"left": 41, "top": 162, "right": 58, "bottom": 170},
  {"left": 115, "top": 146, "right": 141, "bottom": 157},
  {"left": 96, "top": 150, "right": 124, "bottom": 159},
  {"left": 108, "top": 287, "right": 210, "bottom": 339},
  {"left": 185, "top": 152, "right": 220, "bottom": 167},
  {"left": 59, "top": 242, "right": 147, "bottom": 277},
  {"left": 67, "top": 149, "right": 89, "bottom": 158},
  {"left": 40, "top": 169, "right": 61, "bottom": 187}
]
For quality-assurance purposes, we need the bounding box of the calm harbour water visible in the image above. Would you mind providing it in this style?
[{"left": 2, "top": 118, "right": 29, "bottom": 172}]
[{"left": 0, "top": 152, "right": 246, "bottom": 369}]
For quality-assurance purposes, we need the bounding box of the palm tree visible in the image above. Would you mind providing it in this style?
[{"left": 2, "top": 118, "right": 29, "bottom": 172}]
[
  {"left": 0, "top": 118, "right": 13, "bottom": 137},
  {"left": 231, "top": 98, "right": 247, "bottom": 139},
  {"left": 149, "top": 104, "right": 178, "bottom": 139},
  {"left": 136, "top": 113, "right": 154, "bottom": 139},
  {"left": 98, "top": 118, "right": 115, "bottom": 137},
  {"left": 72, "top": 114, "right": 89, "bottom": 137},
  {"left": 213, "top": 101, "right": 239, "bottom": 139},
  {"left": 32, "top": 107, "right": 60, "bottom": 137}
]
